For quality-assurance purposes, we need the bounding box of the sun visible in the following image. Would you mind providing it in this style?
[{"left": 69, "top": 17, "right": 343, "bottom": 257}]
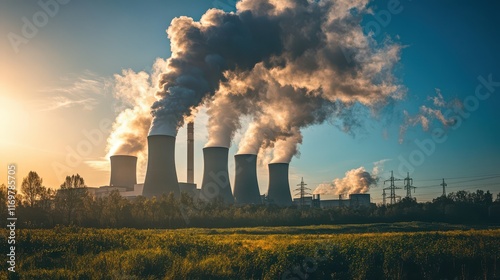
[{"left": 0, "top": 90, "right": 25, "bottom": 139}]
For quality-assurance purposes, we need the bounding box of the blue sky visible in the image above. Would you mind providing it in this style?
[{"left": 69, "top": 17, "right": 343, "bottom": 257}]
[{"left": 1, "top": 0, "right": 499, "bottom": 203}]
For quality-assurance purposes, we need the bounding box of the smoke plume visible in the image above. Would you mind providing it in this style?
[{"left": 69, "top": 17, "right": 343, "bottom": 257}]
[
  {"left": 313, "top": 166, "right": 377, "bottom": 196},
  {"left": 106, "top": 59, "right": 167, "bottom": 176},
  {"left": 107, "top": 0, "right": 403, "bottom": 166},
  {"left": 202, "top": 0, "right": 402, "bottom": 161},
  {"left": 149, "top": 7, "right": 283, "bottom": 136}
]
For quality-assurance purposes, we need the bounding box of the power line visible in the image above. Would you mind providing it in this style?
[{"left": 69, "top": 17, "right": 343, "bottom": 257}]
[
  {"left": 411, "top": 173, "right": 500, "bottom": 182},
  {"left": 447, "top": 176, "right": 500, "bottom": 184},
  {"left": 310, "top": 175, "right": 500, "bottom": 188},
  {"left": 416, "top": 176, "right": 500, "bottom": 189}
]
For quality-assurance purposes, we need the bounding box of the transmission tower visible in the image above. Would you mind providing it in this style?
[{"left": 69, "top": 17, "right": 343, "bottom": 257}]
[
  {"left": 441, "top": 178, "right": 447, "bottom": 197},
  {"left": 294, "top": 177, "right": 311, "bottom": 207},
  {"left": 404, "top": 172, "right": 416, "bottom": 199},
  {"left": 384, "top": 171, "right": 402, "bottom": 205}
]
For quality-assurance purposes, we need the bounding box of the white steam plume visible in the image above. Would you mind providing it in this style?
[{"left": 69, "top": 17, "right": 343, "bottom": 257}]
[
  {"left": 313, "top": 166, "right": 377, "bottom": 196},
  {"left": 313, "top": 160, "right": 386, "bottom": 195},
  {"left": 106, "top": 59, "right": 167, "bottom": 177}
]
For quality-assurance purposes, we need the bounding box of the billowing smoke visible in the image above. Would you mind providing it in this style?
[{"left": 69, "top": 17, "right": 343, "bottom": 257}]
[
  {"left": 204, "top": 72, "right": 257, "bottom": 147},
  {"left": 149, "top": 6, "right": 283, "bottom": 136},
  {"left": 270, "top": 128, "right": 303, "bottom": 163},
  {"left": 399, "top": 89, "right": 461, "bottom": 143},
  {"left": 313, "top": 166, "right": 377, "bottom": 196},
  {"left": 233, "top": 66, "right": 338, "bottom": 158},
  {"left": 107, "top": 0, "right": 402, "bottom": 165},
  {"left": 106, "top": 59, "right": 167, "bottom": 176},
  {"left": 203, "top": 0, "right": 402, "bottom": 161}
]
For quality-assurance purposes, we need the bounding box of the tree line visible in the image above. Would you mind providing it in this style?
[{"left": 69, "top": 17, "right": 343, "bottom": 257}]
[{"left": 0, "top": 171, "right": 499, "bottom": 228}]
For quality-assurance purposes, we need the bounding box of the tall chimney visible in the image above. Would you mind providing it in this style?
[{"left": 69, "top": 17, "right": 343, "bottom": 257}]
[
  {"left": 187, "top": 122, "right": 194, "bottom": 184},
  {"left": 233, "top": 154, "right": 261, "bottom": 204},
  {"left": 267, "top": 163, "right": 292, "bottom": 206},
  {"left": 143, "top": 135, "right": 180, "bottom": 198},
  {"left": 200, "top": 147, "right": 234, "bottom": 204},
  {"left": 109, "top": 155, "right": 137, "bottom": 190}
]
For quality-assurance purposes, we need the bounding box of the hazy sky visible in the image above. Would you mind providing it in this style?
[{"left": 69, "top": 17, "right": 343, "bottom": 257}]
[{"left": 1, "top": 0, "right": 499, "bottom": 203}]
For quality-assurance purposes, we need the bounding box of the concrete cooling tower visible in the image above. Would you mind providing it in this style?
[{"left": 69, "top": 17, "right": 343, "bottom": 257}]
[
  {"left": 233, "top": 154, "right": 261, "bottom": 204},
  {"left": 267, "top": 163, "right": 292, "bottom": 206},
  {"left": 109, "top": 155, "right": 137, "bottom": 190},
  {"left": 200, "top": 147, "right": 234, "bottom": 204},
  {"left": 142, "top": 135, "right": 180, "bottom": 198}
]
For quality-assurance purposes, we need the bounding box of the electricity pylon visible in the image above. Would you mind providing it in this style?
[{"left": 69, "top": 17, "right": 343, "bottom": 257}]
[
  {"left": 404, "top": 172, "right": 416, "bottom": 199},
  {"left": 294, "top": 177, "right": 311, "bottom": 207},
  {"left": 384, "top": 171, "right": 402, "bottom": 205}
]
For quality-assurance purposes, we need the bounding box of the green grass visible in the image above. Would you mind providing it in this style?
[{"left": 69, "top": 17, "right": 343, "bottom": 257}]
[{"left": 1, "top": 222, "right": 499, "bottom": 279}]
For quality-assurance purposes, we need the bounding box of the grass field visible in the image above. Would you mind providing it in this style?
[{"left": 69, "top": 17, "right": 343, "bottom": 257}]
[{"left": 1, "top": 222, "right": 499, "bottom": 279}]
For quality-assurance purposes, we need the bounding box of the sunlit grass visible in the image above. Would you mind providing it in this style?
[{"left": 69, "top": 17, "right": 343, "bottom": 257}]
[{"left": 1, "top": 223, "right": 499, "bottom": 279}]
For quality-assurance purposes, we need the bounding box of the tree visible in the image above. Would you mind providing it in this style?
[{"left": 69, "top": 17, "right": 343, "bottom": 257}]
[
  {"left": 101, "top": 190, "right": 131, "bottom": 227},
  {"left": 0, "top": 184, "right": 7, "bottom": 220},
  {"left": 21, "top": 171, "right": 44, "bottom": 207},
  {"left": 448, "top": 190, "right": 470, "bottom": 203},
  {"left": 38, "top": 187, "right": 56, "bottom": 211},
  {"left": 471, "top": 190, "right": 493, "bottom": 205},
  {"left": 55, "top": 174, "right": 88, "bottom": 225}
]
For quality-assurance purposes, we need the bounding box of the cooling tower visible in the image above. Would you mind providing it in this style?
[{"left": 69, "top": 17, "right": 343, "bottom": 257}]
[
  {"left": 109, "top": 155, "right": 137, "bottom": 190},
  {"left": 142, "top": 135, "right": 180, "bottom": 198},
  {"left": 233, "top": 154, "right": 261, "bottom": 204},
  {"left": 267, "top": 163, "right": 292, "bottom": 206},
  {"left": 200, "top": 147, "right": 234, "bottom": 204}
]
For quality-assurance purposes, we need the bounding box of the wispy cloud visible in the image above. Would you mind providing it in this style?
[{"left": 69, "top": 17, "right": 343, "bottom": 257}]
[
  {"left": 35, "top": 71, "right": 112, "bottom": 112},
  {"left": 372, "top": 158, "right": 390, "bottom": 177},
  {"left": 85, "top": 158, "right": 110, "bottom": 172},
  {"left": 399, "top": 89, "right": 461, "bottom": 143}
]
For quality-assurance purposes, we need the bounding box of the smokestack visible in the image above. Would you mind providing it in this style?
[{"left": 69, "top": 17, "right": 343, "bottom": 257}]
[
  {"left": 187, "top": 122, "right": 194, "bottom": 184},
  {"left": 267, "top": 163, "right": 292, "bottom": 206},
  {"left": 233, "top": 154, "right": 261, "bottom": 204},
  {"left": 200, "top": 147, "right": 234, "bottom": 204},
  {"left": 143, "top": 135, "right": 180, "bottom": 198},
  {"left": 109, "top": 155, "right": 137, "bottom": 190}
]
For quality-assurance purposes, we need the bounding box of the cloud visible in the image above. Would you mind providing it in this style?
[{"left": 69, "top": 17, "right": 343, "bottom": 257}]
[
  {"left": 36, "top": 71, "right": 112, "bottom": 112},
  {"left": 399, "top": 89, "right": 462, "bottom": 143},
  {"left": 428, "top": 89, "right": 446, "bottom": 107},
  {"left": 85, "top": 159, "right": 110, "bottom": 172}
]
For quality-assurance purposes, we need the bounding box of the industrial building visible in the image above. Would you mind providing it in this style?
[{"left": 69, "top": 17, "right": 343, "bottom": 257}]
[
  {"left": 293, "top": 194, "right": 372, "bottom": 208},
  {"left": 89, "top": 123, "right": 371, "bottom": 208}
]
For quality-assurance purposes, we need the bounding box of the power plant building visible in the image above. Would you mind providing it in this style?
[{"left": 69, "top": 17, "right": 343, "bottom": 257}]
[
  {"left": 300, "top": 193, "right": 371, "bottom": 208},
  {"left": 96, "top": 124, "right": 375, "bottom": 210}
]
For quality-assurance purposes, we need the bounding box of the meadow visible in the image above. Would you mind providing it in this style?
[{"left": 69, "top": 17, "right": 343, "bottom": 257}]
[{"left": 1, "top": 222, "right": 499, "bottom": 280}]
